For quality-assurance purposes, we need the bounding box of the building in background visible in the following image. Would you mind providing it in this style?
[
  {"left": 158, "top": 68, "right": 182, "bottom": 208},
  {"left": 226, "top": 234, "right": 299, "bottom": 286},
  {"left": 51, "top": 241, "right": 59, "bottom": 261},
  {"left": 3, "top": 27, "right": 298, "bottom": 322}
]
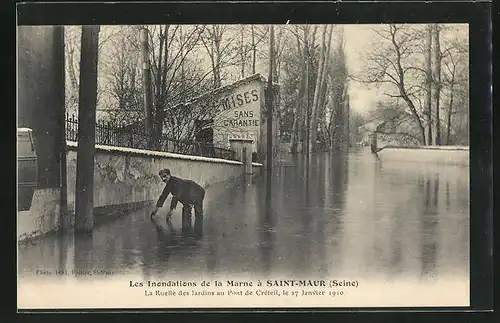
[{"left": 183, "top": 74, "right": 280, "bottom": 162}]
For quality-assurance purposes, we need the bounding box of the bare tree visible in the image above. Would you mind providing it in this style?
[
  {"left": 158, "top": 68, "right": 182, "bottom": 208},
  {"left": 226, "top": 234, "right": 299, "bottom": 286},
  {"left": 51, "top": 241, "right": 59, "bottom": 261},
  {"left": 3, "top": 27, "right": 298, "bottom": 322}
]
[
  {"left": 250, "top": 25, "right": 261, "bottom": 74},
  {"left": 442, "top": 46, "right": 457, "bottom": 145},
  {"left": 349, "top": 110, "right": 368, "bottom": 146},
  {"left": 303, "top": 25, "right": 319, "bottom": 153},
  {"left": 325, "top": 29, "right": 348, "bottom": 150},
  {"left": 424, "top": 24, "right": 433, "bottom": 145},
  {"left": 147, "top": 25, "right": 212, "bottom": 147},
  {"left": 65, "top": 25, "right": 124, "bottom": 117},
  {"left": 440, "top": 30, "right": 468, "bottom": 145},
  {"left": 308, "top": 25, "right": 327, "bottom": 153},
  {"left": 356, "top": 24, "right": 428, "bottom": 145},
  {"left": 268, "top": 25, "right": 287, "bottom": 83},
  {"left": 309, "top": 25, "right": 334, "bottom": 152},
  {"left": 99, "top": 25, "right": 218, "bottom": 147},
  {"left": 233, "top": 25, "right": 270, "bottom": 79},
  {"left": 316, "top": 26, "right": 336, "bottom": 147},
  {"left": 361, "top": 99, "right": 423, "bottom": 146},
  {"left": 288, "top": 25, "right": 307, "bottom": 153},
  {"left": 433, "top": 24, "right": 442, "bottom": 145},
  {"left": 200, "top": 25, "right": 237, "bottom": 88},
  {"left": 238, "top": 25, "right": 247, "bottom": 78},
  {"left": 64, "top": 26, "right": 81, "bottom": 115},
  {"left": 103, "top": 26, "right": 143, "bottom": 124}
]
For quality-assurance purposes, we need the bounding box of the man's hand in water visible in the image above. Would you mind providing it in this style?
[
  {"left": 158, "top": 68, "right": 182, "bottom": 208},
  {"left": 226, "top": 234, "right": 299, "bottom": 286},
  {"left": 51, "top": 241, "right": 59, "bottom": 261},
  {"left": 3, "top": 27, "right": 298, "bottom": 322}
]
[{"left": 150, "top": 207, "right": 160, "bottom": 221}]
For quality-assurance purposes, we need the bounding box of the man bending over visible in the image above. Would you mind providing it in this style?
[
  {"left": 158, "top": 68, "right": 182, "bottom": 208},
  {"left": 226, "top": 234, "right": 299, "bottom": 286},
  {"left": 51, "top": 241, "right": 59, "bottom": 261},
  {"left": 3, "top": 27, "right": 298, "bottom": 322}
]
[{"left": 150, "top": 169, "right": 206, "bottom": 226}]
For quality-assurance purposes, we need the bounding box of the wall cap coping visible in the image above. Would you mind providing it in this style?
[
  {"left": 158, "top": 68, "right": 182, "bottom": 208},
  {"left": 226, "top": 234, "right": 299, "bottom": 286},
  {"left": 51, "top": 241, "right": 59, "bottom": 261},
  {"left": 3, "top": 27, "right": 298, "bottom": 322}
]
[
  {"left": 66, "top": 141, "right": 263, "bottom": 167},
  {"left": 229, "top": 138, "right": 255, "bottom": 143},
  {"left": 380, "top": 145, "right": 470, "bottom": 151}
]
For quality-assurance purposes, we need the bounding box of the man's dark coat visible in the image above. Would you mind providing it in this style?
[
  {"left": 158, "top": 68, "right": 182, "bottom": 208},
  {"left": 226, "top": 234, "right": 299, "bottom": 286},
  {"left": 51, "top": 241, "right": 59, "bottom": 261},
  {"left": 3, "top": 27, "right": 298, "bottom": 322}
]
[{"left": 156, "top": 176, "right": 205, "bottom": 217}]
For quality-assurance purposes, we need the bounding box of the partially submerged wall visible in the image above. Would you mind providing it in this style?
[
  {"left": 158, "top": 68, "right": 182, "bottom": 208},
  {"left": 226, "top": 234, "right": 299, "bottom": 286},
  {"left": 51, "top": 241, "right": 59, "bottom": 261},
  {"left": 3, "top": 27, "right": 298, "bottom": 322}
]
[
  {"left": 377, "top": 146, "right": 469, "bottom": 166},
  {"left": 18, "top": 143, "right": 263, "bottom": 241}
]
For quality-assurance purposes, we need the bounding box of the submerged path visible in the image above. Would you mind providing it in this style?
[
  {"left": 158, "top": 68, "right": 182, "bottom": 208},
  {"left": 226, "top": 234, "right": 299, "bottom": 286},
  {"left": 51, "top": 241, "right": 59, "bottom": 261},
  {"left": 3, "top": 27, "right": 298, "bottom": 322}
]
[{"left": 19, "top": 150, "right": 469, "bottom": 285}]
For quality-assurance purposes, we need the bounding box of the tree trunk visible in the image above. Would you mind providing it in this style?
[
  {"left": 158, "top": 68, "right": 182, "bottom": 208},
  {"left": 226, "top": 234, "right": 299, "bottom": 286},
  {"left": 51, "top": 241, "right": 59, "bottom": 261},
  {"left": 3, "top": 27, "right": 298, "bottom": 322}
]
[
  {"left": 75, "top": 25, "right": 100, "bottom": 232},
  {"left": 290, "top": 92, "right": 300, "bottom": 154},
  {"left": 180, "top": 26, "right": 185, "bottom": 97},
  {"left": 317, "top": 80, "right": 329, "bottom": 148},
  {"left": 152, "top": 27, "right": 164, "bottom": 150},
  {"left": 251, "top": 25, "right": 256, "bottom": 74},
  {"left": 389, "top": 25, "right": 427, "bottom": 145},
  {"left": 290, "top": 26, "right": 307, "bottom": 154},
  {"left": 214, "top": 27, "right": 222, "bottom": 88},
  {"left": 151, "top": 25, "right": 170, "bottom": 150},
  {"left": 446, "top": 88, "right": 454, "bottom": 145},
  {"left": 345, "top": 94, "right": 351, "bottom": 148},
  {"left": 446, "top": 68, "right": 455, "bottom": 145},
  {"left": 266, "top": 25, "right": 274, "bottom": 171},
  {"left": 307, "top": 25, "right": 319, "bottom": 152},
  {"left": 309, "top": 25, "right": 328, "bottom": 153},
  {"left": 290, "top": 67, "right": 305, "bottom": 154},
  {"left": 425, "top": 24, "right": 433, "bottom": 145},
  {"left": 433, "top": 24, "right": 442, "bottom": 145},
  {"left": 240, "top": 25, "right": 245, "bottom": 78},
  {"left": 304, "top": 26, "right": 310, "bottom": 155},
  {"left": 66, "top": 37, "right": 79, "bottom": 113},
  {"left": 316, "top": 25, "right": 334, "bottom": 150},
  {"left": 329, "top": 91, "right": 339, "bottom": 151},
  {"left": 141, "top": 28, "right": 154, "bottom": 148}
]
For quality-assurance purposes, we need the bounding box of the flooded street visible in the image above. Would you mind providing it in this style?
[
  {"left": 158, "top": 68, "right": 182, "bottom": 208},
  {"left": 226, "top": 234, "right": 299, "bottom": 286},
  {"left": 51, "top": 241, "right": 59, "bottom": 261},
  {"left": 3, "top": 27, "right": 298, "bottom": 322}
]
[
  {"left": 17, "top": 20, "right": 479, "bottom": 309},
  {"left": 18, "top": 149, "right": 469, "bottom": 287}
]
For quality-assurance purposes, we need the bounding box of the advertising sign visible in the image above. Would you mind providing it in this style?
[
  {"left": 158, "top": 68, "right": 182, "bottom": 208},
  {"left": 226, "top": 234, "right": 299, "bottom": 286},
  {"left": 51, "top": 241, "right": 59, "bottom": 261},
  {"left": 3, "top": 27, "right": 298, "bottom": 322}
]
[{"left": 212, "top": 78, "right": 262, "bottom": 152}]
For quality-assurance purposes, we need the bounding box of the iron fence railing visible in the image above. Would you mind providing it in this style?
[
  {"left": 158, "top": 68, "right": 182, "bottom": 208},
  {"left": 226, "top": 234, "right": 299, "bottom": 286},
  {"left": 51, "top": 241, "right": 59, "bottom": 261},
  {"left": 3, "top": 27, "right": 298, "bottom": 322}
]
[{"left": 65, "top": 114, "right": 236, "bottom": 161}]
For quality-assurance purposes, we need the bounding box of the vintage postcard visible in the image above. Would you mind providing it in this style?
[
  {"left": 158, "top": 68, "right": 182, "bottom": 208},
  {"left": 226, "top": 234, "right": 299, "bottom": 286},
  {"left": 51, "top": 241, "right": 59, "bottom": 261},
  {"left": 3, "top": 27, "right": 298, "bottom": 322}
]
[{"left": 17, "top": 19, "right": 473, "bottom": 310}]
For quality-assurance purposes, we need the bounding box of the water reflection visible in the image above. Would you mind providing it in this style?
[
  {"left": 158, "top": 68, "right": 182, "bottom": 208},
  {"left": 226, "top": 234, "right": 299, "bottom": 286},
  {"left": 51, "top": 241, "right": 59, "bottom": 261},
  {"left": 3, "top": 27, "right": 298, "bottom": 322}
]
[
  {"left": 420, "top": 173, "right": 439, "bottom": 278},
  {"left": 257, "top": 169, "right": 275, "bottom": 275},
  {"left": 18, "top": 150, "right": 469, "bottom": 283},
  {"left": 73, "top": 232, "right": 94, "bottom": 281}
]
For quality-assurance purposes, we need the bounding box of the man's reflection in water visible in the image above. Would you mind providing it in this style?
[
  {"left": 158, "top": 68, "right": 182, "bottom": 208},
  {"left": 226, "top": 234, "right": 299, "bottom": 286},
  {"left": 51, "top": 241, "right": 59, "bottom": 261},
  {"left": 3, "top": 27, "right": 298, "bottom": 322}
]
[
  {"left": 140, "top": 217, "right": 176, "bottom": 279},
  {"left": 420, "top": 174, "right": 439, "bottom": 278},
  {"left": 193, "top": 213, "right": 204, "bottom": 239},
  {"left": 154, "top": 208, "right": 203, "bottom": 240},
  {"left": 155, "top": 217, "right": 176, "bottom": 243},
  {"left": 155, "top": 218, "right": 176, "bottom": 262},
  {"left": 148, "top": 210, "right": 205, "bottom": 277},
  {"left": 181, "top": 211, "right": 193, "bottom": 237}
]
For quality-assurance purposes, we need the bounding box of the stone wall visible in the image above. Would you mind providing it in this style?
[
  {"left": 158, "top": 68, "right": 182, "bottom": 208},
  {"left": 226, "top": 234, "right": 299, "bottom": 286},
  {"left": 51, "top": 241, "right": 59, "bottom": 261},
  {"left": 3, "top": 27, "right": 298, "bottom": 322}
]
[
  {"left": 17, "top": 188, "right": 62, "bottom": 241},
  {"left": 378, "top": 146, "right": 469, "bottom": 166},
  {"left": 18, "top": 143, "right": 263, "bottom": 241}
]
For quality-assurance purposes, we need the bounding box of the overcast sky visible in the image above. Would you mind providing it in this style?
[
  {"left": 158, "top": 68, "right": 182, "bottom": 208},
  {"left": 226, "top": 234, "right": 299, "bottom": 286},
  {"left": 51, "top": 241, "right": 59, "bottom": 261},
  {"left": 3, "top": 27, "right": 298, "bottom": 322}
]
[
  {"left": 70, "top": 23, "right": 468, "bottom": 119},
  {"left": 344, "top": 24, "right": 379, "bottom": 116}
]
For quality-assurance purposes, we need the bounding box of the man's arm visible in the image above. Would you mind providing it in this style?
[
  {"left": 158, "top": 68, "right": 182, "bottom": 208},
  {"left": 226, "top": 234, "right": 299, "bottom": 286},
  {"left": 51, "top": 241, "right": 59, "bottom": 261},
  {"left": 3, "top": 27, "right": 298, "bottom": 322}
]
[
  {"left": 170, "top": 196, "right": 179, "bottom": 211},
  {"left": 151, "top": 185, "right": 171, "bottom": 220},
  {"left": 156, "top": 185, "right": 171, "bottom": 208},
  {"left": 166, "top": 179, "right": 183, "bottom": 219},
  {"left": 165, "top": 196, "right": 178, "bottom": 221}
]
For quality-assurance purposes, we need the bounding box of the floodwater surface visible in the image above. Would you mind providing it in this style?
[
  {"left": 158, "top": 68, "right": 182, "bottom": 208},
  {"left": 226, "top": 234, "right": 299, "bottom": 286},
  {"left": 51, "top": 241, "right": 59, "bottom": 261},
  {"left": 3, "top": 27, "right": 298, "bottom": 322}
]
[{"left": 18, "top": 149, "right": 469, "bottom": 287}]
